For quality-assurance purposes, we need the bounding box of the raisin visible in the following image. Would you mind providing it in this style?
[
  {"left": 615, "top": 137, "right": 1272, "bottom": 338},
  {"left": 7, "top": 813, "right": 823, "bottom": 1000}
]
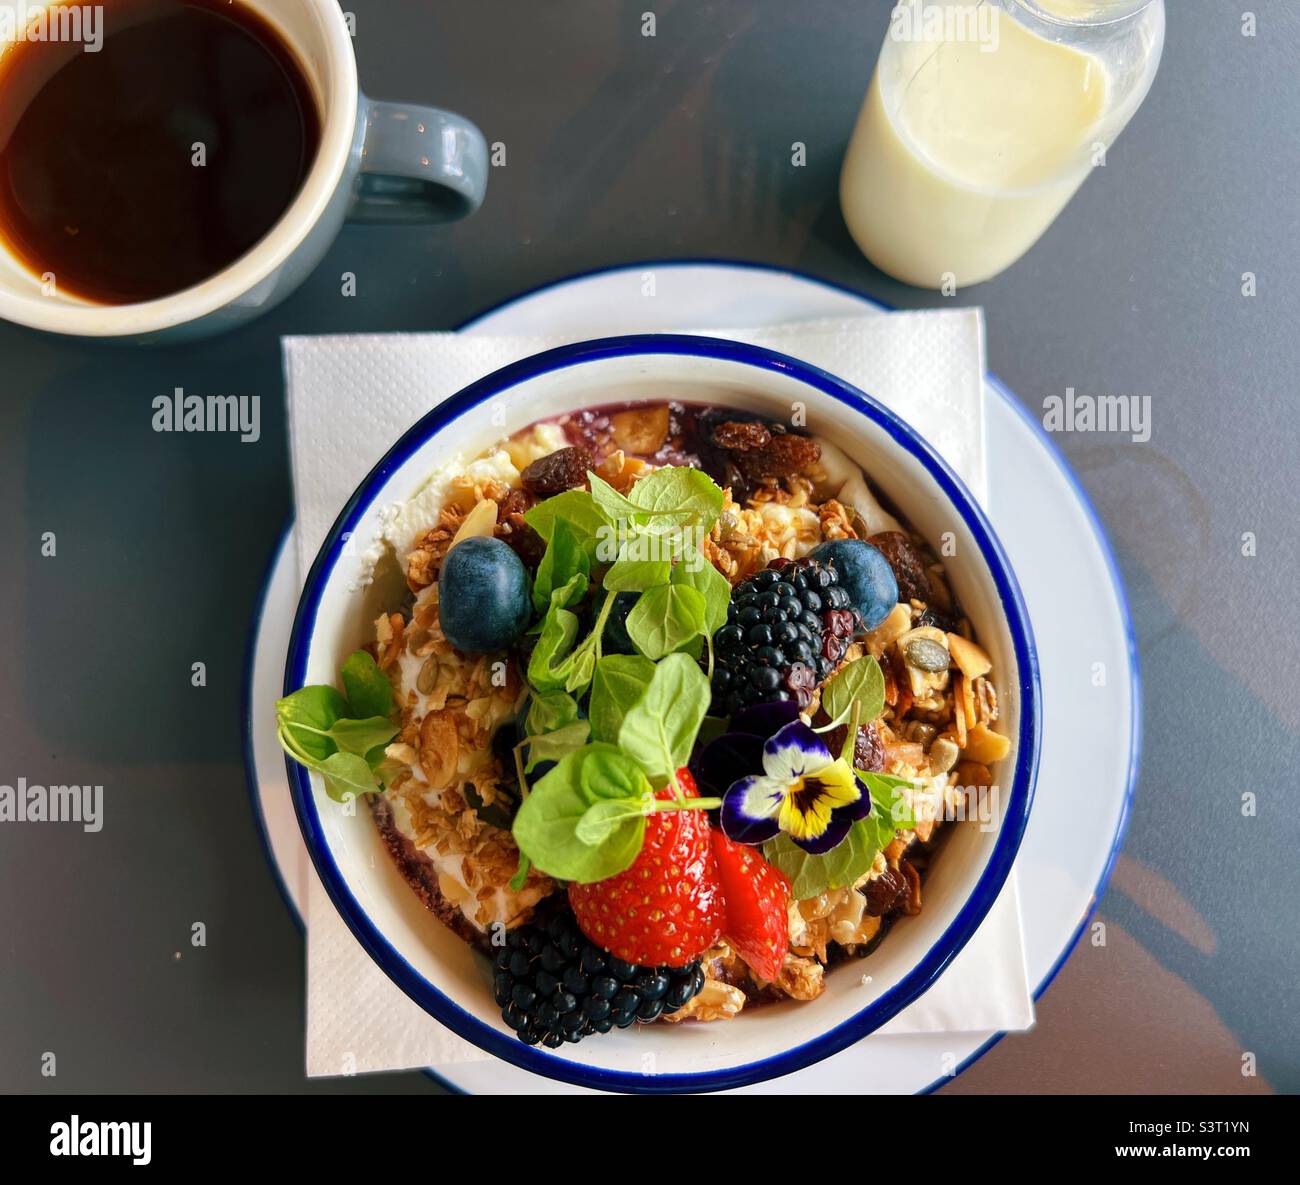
[
  {"left": 855, "top": 720, "right": 886, "bottom": 772},
  {"left": 867, "top": 530, "right": 932, "bottom": 603},
  {"left": 914, "top": 606, "right": 957, "bottom": 634},
  {"left": 496, "top": 487, "right": 535, "bottom": 519},
  {"left": 498, "top": 514, "right": 546, "bottom": 570},
  {"left": 520, "top": 446, "right": 594, "bottom": 496},
  {"left": 734, "top": 432, "right": 821, "bottom": 480},
  {"left": 863, "top": 866, "right": 908, "bottom": 917},
  {"left": 821, "top": 719, "right": 886, "bottom": 772},
  {"left": 711, "top": 420, "right": 771, "bottom": 451}
]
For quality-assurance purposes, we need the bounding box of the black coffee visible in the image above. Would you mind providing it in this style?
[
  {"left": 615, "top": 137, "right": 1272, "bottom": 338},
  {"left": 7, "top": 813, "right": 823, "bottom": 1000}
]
[{"left": 0, "top": 0, "right": 321, "bottom": 305}]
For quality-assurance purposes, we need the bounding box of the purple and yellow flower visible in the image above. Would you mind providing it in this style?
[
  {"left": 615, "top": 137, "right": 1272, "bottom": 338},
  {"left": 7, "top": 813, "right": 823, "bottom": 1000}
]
[{"left": 720, "top": 720, "right": 870, "bottom": 854}]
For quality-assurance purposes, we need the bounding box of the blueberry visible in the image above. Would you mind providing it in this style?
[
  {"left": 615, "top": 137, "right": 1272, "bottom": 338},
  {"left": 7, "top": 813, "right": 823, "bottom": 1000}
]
[
  {"left": 809, "top": 539, "right": 899, "bottom": 631},
  {"left": 600, "top": 591, "right": 640, "bottom": 655},
  {"left": 438, "top": 536, "right": 532, "bottom": 653}
]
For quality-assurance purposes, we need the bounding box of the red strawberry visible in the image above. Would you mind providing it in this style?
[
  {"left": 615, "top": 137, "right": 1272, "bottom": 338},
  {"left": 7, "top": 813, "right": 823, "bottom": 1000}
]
[
  {"left": 710, "top": 831, "right": 790, "bottom": 982},
  {"left": 568, "top": 768, "right": 723, "bottom": 967}
]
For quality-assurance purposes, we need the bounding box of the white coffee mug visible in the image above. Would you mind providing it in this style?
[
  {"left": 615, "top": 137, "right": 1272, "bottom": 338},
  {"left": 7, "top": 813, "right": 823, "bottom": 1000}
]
[{"left": 0, "top": 0, "right": 488, "bottom": 341}]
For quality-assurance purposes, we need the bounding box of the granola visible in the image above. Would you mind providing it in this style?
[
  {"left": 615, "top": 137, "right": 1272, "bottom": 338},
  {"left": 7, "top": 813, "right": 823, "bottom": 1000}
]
[{"left": 278, "top": 399, "right": 1012, "bottom": 1049}]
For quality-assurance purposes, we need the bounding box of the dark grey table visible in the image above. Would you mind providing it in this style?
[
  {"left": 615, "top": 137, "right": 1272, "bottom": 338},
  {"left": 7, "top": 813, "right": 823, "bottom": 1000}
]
[{"left": 2, "top": 0, "right": 1295, "bottom": 1095}]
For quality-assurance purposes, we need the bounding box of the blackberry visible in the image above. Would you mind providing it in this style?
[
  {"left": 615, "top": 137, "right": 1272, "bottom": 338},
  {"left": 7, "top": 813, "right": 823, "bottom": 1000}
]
[
  {"left": 711, "top": 557, "right": 862, "bottom": 715},
  {"left": 494, "top": 907, "right": 705, "bottom": 1046}
]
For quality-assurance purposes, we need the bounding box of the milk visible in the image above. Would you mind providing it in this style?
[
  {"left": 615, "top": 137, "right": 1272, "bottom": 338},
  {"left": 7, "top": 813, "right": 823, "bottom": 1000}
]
[{"left": 840, "top": 1, "right": 1161, "bottom": 288}]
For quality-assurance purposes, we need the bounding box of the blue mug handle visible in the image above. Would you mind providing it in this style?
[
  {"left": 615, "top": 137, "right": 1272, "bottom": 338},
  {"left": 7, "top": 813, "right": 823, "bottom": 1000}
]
[{"left": 349, "top": 95, "right": 488, "bottom": 224}]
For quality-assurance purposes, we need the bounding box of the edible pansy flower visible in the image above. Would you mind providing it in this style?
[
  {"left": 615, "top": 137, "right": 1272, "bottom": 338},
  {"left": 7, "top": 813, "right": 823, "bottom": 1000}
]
[
  {"left": 720, "top": 720, "right": 870, "bottom": 854},
  {"left": 692, "top": 699, "right": 800, "bottom": 796}
]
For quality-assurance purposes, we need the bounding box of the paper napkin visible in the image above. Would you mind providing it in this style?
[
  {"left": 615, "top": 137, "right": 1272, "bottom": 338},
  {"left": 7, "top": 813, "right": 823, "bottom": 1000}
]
[{"left": 283, "top": 308, "right": 1034, "bottom": 1079}]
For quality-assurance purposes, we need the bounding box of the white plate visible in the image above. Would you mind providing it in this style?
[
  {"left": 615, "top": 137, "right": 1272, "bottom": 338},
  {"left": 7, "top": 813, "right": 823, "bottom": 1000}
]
[{"left": 244, "top": 261, "right": 1138, "bottom": 1094}]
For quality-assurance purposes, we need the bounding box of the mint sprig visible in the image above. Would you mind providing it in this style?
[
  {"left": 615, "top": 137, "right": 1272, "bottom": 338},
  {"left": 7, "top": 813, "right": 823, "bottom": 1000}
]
[
  {"left": 277, "top": 650, "right": 399, "bottom": 803},
  {"left": 511, "top": 742, "right": 722, "bottom": 884}
]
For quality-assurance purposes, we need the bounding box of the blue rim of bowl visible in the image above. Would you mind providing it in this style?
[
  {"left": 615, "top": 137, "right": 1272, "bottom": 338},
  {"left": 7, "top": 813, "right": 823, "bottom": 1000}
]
[{"left": 283, "top": 332, "right": 1042, "bottom": 1094}]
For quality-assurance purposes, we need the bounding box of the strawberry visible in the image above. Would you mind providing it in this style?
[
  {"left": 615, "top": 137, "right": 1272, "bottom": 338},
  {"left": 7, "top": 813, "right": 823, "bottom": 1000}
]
[
  {"left": 568, "top": 768, "right": 724, "bottom": 967},
  {"left": 710, "top": 831, "right": 790, "bottom": 982}
]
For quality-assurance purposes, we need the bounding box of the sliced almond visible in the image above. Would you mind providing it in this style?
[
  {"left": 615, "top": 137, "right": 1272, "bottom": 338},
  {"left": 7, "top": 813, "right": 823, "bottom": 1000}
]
[
  {"left": 419, "top": 709, "right": 460, "bottom": 789},
  {"left": 958, "top": 670, "right": 977, "bottom": 731},
  {"left": 963, "top": 723, "right": 1011, "bottom": 765},
  {"left": 947, "top": 632, "right": 993, "bottom": 680},
  {"left": 449, "top": 497, "right": 498, "bottom": 549}
]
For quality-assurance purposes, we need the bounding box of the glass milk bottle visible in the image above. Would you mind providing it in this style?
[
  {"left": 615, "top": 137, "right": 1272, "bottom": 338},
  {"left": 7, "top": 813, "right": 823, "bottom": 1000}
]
[{"left": 839, "top": 0, "right": 1166, "bottom": 288}]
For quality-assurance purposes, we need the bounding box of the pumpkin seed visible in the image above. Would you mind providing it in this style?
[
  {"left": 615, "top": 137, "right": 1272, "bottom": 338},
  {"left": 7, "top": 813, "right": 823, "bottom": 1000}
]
[
  {"left": 905, "top": 637, "right": 950, "bottom": 672},
  {"left": 416, "top": 656, "right": 440, "bottom": 696}
]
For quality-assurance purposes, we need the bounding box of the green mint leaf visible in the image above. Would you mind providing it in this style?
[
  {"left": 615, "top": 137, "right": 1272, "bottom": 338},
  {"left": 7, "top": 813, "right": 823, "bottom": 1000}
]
[
  {"left": 319, "top": 750, "right": 381, "bottom": 803},
  {"left": 603, "top": 556, "right": 672, "bottom": 592},
  {"left": 861, "top": 771, "right": 918, "bottom": 834},
  {"left": 526, "top": 604, "right": 581, "bottom": 692},
  {"left": 341, "top": 650, "right": 395, "bottom": 720},
  {"left": 763, "top": 821, "right": 881, "bottom": 900},
  {"left": 511, "top": 744, "right": 649, "bottom": 882},
  {"left": 589, "top": 653, "right": 656, "bottom": 744},
  {"left": 533, "top": 518, "right": 590, "bottom": 614},
  {"left": 628, "top": 467, "right": 724, "bottom": 530},
  {"left": 509, "top": 852, "right": 531, "bottom": 892},
  {"left": 822, "top": 655, "right": 886, "bottom": 727},
  {"left": 575, "top": 798, "right": 649, "bottom": 845},
  {"left": 328, "top": 716, "right": 399, "bottom": 758},
  {"left": 626, "top": 583, "right": 707, "bottom": 660},
  {"left": 587, "top": 470, "right": 644, "bottom": 522},
  {"left": 617, "top": 652, "right": 711, "bottom": 783},
  {"left": 525, "top": 720, "right": 591, "bottom": 771},
  {"left": 275, "top": 684, "right": 348, "bottom": 763},
  {"left": 523, "top": 489, "right": 611, "bottom": 555},
  {"left": 670, "top": 550, "right": 730, "bottom": 634},
  {"left": 526, "top": 690, "right": 582, "bottom": 735}
]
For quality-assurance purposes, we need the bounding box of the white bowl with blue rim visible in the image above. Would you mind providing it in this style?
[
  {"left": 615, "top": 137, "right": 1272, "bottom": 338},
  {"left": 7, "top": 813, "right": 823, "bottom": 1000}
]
[{"left": 286, "top": 334, "right": 1041, "bottom": 1093}]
